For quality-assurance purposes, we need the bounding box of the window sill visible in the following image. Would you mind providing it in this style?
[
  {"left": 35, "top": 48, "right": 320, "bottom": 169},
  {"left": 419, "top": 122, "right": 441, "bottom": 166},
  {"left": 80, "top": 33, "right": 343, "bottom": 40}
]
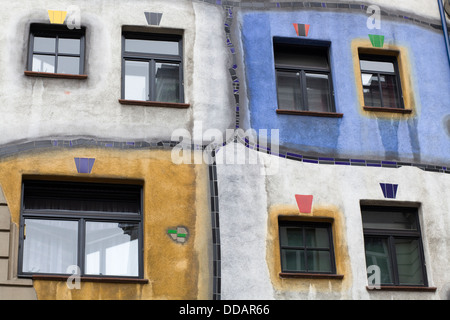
[
  {"left": 279, "top": 272, "right": 344, "bottom": 280},
  {"left": 276, "top": 109, "right": 343, "bottom": 118},
  {"left": 24, "top": 71, "right": 88, "bottom": 80},
  {"left": 118, "top": 99, "right": 190, "bottom": 109},
  {"left": 363, "top": 106, "right": 412, "bottom": 114},
  {"left": 366, "top": 285, "right": 437, "bottom": 292},
  {"left": 32, "top": 274, "right": 149, "bottom": 284}
]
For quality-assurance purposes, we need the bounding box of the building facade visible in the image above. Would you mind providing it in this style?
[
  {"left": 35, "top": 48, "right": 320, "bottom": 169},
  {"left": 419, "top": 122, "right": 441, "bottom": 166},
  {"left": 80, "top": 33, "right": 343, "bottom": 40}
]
[{"left": 0, "top": 0, "right": 449, "bottom": 300}]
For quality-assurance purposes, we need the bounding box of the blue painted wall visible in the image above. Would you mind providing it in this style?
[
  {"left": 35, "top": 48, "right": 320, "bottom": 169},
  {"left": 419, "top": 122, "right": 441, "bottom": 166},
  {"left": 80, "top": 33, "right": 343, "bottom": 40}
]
[{"left": 240, "top": 10, "right": 450, "bottom": 165}]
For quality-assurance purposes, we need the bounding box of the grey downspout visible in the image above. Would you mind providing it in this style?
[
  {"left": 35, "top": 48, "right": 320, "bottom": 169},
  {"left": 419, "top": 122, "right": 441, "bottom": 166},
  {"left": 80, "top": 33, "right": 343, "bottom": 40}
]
[{"left": 438, "top": 0, "right": 450, "bottom": 66}]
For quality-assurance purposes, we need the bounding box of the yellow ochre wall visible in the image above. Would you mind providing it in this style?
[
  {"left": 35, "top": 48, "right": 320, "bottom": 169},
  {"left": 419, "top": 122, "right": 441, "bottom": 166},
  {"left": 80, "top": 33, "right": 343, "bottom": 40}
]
[{"left": 0, "top": 147, "right": 212, "bottom": 300}]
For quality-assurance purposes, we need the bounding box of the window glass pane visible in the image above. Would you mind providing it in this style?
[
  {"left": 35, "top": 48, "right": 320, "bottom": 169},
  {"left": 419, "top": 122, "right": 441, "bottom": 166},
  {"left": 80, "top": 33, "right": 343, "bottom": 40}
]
[
  {"left": 360, "top": 60, "right": 395, "bottom": 73},
  {"left": 23, "top": 180, "right": 142, "bottom": 214},
  {"left": 85, "top": 222, "right": 139, "bottom": 277},
  {"left": 57, "top": 56, "right": 80, "bottom": 74},
  {"left": 305, "top": 73, "right": 331, "bottom": 112},
  {"left": 395, "top": 238, "right": 424, "bottom": 285},
  {"left": 124, "top": 60, "right": 149, "bottom": 101},
  {"left": 380, "top": 74, "right": 401, "bottom": 108},
  {"left": 59, "top": 38, "right": 80, "bottom": 54},
  {"left": 364, "top": 237, "right": 394, "bottom": 285},
  {"left": 32, "top": 55, "right": 55, "bottom": 73},
  {"left": 281, "top": 249, "right": 305, "bottom": 272},
  {"left": 275, "top": 44, "right": 329, "bottom": 69},
  {"left": 22, "top": 219, "right": 78, "bottom": 274},
  {"left": 280, "top": 227, "right": 303, "bottom": 247},
  {"left": 305, "top": 227, "right": 330, "bottom": 248},
  {"left": 33, "top": 37, "right": 56, "bottom": 53},
  {"left": 155, "top": 62, "right": 180, "bottom": 103},
  {"left": 276, "top": 71, "right": 303, "bottom": 110},
  {"left": 306, "top": 250, "right": 332, "bottom": 272},
  {"left": 362, "top": 73, "right": 382, "bottom": 107},
  {"left": 362, "top": 209, "right": 418, "bottom": 230},
  {"left": 125, "top": 39, "right": 179, "bottom": 55}
]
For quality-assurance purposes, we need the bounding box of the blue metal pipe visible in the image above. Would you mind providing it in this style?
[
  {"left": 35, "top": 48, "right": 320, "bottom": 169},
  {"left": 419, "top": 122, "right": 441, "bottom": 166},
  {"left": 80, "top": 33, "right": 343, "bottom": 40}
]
[{"left": 438, "top": 0, "right": 450, "bottom": 67}]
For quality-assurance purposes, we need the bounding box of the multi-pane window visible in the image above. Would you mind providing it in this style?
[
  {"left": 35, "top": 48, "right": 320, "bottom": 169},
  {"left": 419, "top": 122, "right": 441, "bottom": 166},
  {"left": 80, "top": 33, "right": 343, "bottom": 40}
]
[
  {"left": 359, "top": 54, "right": 404, "bottom": 109},
  {"left": 361, "top": 206, "right": 428, "bottom": 287},
  {"left": 279, "top": 220, "right": 336, "bottom": 274},
  {"left": 28, "top": 24, "right": 85, "bottom": 75},
  {"left": 122, "top": 32, "right": 183, "bottom": 103},
  {"left": 274, "top": 39, "right": 335, "bottom": 113},
  {"left": 19, "top": 180, "right": 143, "bottom": 278}
]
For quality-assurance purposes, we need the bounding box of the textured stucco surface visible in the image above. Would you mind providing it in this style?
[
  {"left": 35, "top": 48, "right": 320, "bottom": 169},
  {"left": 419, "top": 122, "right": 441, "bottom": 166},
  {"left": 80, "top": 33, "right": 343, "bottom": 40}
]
[
  {"left": 0, "top": 147, "right": 211, "bottom": 300},
  {"left": 238, "top": 8, "right": 450, "bottom": 165},
  {"left": 217, "top": 143, "right": 450, "bottom": 299},
  {"left": 0, "top": 0, "right": 235, "bottom": 146}
]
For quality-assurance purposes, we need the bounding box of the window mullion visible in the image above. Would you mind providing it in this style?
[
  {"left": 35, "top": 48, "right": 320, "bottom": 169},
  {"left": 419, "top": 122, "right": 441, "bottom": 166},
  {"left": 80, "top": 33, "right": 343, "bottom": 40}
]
[
  {"left": 149, "top": 60, "right": 155, "bottom": 101},
  {"left": 54, "top": 35, "right": 59, "bottom": 73},
  {"left": 78, "top": 218, "right": 85, "bottom": 276},
  {"left": 388, "top": 236, "right": 400, "bottom": 285},
  {"left": 300, "top": 70, "right": 308, "bottom": 111}
]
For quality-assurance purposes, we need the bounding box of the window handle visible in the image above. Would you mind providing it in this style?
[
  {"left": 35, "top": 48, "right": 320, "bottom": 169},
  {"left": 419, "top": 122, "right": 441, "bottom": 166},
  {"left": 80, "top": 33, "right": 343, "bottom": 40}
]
[{"left": 23, "top": 224, "right": 26, "bottom": 240}]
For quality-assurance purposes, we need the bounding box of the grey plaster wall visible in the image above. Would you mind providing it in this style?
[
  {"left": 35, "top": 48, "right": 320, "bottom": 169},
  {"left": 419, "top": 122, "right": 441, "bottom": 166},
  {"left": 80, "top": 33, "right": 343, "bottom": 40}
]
[{"left": 0, "top": 0, "right": 235, "bottom": 146}]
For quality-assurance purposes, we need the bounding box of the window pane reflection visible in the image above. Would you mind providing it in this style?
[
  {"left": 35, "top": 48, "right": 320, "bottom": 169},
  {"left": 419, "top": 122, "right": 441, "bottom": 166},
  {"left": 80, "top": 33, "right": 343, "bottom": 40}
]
[
  {"left": 281, "top": 249, "right": 306, "bottom": 272},
  {"left": 32, "top": 55, "right": 55, "bottom": 73},
  {"left": 380, "top": 74, "right": 401, "bottom": 108},
  {"left": 34, "top": 37, "right": 56, "bottom": 53},
  {"left": 85, "top": 222, "right": 139, "bottom": 277},
  {"left": 364, "top": 237, "right": 394, "bottom": 285},
  {"left": 276, "top": 71, "right": 303, "bottom": 110},
  {"left": 305, "top": 73, "right": 331, "bottom": 112},
  {"left": 155, "top": 62, "right": 180, "bottom": 103},
  {"left": 59, "top": 38, "right": 80, "bottom": 54},
  {"left": 57, "top": 56, "right": 80, "bottom": 74},
  {"left": 362, "top": 73, "right": 382, "bottom": 107},
  {"left": 125, "top": 39, "right": 179, "bottom": 55},
  {"left": 395, "top": 238, "right": 424, "bottom": 285},
  {"left": 22, "top": 219, "right": 78, "bottom": 274},
  {"left": 124, "top": 60, "right": 149, "bottom": 101}
]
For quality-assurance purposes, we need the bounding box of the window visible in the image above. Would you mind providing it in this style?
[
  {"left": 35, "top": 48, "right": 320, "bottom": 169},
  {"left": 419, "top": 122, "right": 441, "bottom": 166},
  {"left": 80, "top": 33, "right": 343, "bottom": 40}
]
[
  {"left": 279, "top": 220, "right": 336, "bottom": 274},
  {"left": 274, "top": 39, "right": 336, "bottom": 114},
  {"left": 121, "top": 32, "right": 184, "bottom": 104},
  {"left": 27, "top": 24, "right": 85, "bottom": 76},
  {"left": 361, "top": 206, "right": 428, "bottom": 287},
  {"left": 19, "top": 180, "right": 143, "bottom": 279},
  {"left": 359, "top": 54, "right": 404, "bottom": 109}
]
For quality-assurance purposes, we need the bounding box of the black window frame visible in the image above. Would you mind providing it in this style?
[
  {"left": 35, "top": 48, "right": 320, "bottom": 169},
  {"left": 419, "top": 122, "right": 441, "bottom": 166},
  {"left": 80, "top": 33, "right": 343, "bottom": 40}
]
[
  {"left": 27, "top": 23, "right": 86, "bottom": 75},
  {"left": 121, "top": 32, "right": 184, "bottom": 103},
  {"left": 278, "top": 220, "right": 337, "bottom": 275},
  {"left": 359, "top": 54, "right": 404, "bottom": 109},
  {"left": 361, "top": 205, "right": 428, "bottom": 287},
  {"left": 273, "top": 37, "right": 336, "bottom": 113},
  {"left": 18, "top": 180, "right": 144, "bottom": 280}
]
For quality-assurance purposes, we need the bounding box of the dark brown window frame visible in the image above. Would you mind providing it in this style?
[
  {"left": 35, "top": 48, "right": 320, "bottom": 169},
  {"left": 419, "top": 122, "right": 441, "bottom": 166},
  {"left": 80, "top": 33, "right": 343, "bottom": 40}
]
[
  {"left": 273, "top": 37, "right": 339, "bottom": 117},
  {"left": 120, "top": 31, "right": 189, "bottom": 108},
  {"left": 361, "top": 205, "right": 432, "bottom": 290},
  {"left": 18, "top": 180, "right": 145, "bottom": 281},
  {"left": 278, "top": 219, "right": 339, "bottom": 277},
  {"left": 359, "top": 53, "right": 405, "bottom": 111}
]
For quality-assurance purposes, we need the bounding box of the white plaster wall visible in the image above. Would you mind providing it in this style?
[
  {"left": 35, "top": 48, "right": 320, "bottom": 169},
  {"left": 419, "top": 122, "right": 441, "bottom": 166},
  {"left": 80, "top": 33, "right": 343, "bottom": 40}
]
[
  {"left": 0, "top": 0, "right": 234, "bottom": 145},
  {"left": 217, "top": 142, "right": 450, "bottom": 299}
]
